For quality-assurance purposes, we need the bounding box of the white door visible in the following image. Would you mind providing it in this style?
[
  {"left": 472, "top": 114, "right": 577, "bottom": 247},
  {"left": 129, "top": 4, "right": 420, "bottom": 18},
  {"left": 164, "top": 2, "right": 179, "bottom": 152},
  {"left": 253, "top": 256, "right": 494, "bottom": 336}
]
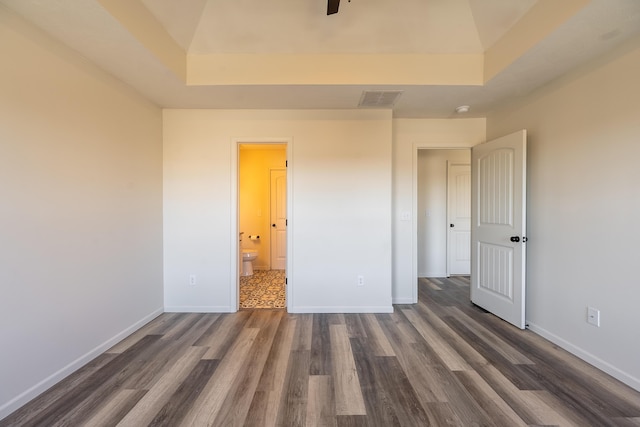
[
  {"left": 270, "top": 169, "right": 287, "bottom": 270},
  {"left": 448, "top": 163, "right": 471, "bottom": 276},
  {"left": 471, "top": 130, "right": 527, "bottom": 329}
]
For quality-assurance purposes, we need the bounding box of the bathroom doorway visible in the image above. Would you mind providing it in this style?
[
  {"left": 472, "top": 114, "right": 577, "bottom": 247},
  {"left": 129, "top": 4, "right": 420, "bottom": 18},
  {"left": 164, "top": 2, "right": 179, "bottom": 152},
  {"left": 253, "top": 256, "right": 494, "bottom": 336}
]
[{"left": 238, "top": 143, "right": 288, "bottom": 309}]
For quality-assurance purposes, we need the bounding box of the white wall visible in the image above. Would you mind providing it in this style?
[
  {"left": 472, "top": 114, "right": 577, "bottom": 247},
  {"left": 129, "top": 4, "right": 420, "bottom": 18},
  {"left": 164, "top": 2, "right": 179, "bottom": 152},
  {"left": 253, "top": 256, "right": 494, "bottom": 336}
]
[
  {"left": 163, "top": 109, "right": 393, "bottom": 313},
  {"left": 0, "top": 7, "right": 164, "bottom": 419},
  {"left": 417, "top": 149, "right": 470, "bottom": 277},
  {"left": 392, "top": 119, "right": 486, "bottom": 303},
  {"left": 487, "top": 36, "right": 640, "bottom": 391}
]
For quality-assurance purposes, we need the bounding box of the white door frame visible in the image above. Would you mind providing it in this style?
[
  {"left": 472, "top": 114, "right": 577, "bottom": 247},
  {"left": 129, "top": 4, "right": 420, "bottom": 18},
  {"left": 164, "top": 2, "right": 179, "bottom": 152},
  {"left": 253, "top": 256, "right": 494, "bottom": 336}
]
[
  {"left": 412, "top": 144, "right": 472, "bottom": 303},
  {"left": 231, "top": 137, "right": 293, "bottom": 312}
]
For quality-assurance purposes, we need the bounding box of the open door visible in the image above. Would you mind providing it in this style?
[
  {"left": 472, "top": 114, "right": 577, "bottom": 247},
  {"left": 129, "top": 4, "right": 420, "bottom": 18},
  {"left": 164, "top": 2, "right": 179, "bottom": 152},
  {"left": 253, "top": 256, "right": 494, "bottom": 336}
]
[
  {"left": 471, "top": 130, "right": 527, "bottom": 329},
  {"left": 270, "top": 169, "right": 287, "bottom": 270}
]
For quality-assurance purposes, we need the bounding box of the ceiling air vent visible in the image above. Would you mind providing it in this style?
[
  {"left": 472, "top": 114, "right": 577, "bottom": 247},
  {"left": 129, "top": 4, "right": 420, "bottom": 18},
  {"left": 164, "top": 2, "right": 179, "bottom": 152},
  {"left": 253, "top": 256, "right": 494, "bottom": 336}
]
[{"left": 358, "top": 90, "right": 403, "bottom": 108}]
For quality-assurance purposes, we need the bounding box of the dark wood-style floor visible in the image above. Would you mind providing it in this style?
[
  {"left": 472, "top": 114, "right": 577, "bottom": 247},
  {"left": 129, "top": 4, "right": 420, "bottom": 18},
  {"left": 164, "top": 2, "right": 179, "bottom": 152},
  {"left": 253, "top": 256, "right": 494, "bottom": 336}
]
[{"left": 4, "top": 277, "right": 640, "bottom": 426}]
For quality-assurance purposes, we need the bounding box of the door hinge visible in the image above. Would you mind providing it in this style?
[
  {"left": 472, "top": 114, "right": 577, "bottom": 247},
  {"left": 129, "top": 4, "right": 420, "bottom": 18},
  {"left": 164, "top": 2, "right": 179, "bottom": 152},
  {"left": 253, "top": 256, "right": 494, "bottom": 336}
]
[
  {"left": 285, "top": 278, "right": 288, "bottom": 285},
  {"left": 285, "top": 160, "right": 288, "bottom": 167},
  {"left": 286, "top": 219, "right": 288, "bottom": 226}
]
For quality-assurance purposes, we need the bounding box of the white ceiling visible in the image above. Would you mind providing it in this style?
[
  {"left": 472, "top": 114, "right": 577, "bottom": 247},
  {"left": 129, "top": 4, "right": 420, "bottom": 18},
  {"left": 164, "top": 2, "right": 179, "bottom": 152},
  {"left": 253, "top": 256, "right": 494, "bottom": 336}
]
[
  {"left": 2, "top": 0, "right": 640, "bottom": 117},
  {"left": 139, "top": 0, "right": 536, "bottom": 54}
]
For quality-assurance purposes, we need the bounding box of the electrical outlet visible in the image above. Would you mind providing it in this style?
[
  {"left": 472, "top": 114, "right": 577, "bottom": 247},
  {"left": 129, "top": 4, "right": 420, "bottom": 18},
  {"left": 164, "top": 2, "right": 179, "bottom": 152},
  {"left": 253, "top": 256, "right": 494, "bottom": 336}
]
[
  {"left": 189, "top": 274, "right": 197, "bottom": 286},
  {"left": 587, "top": 307, "right": 600, "bottom": 327},
  {"left": 357, "top": 275, "right": 364, "bottom": 287}
]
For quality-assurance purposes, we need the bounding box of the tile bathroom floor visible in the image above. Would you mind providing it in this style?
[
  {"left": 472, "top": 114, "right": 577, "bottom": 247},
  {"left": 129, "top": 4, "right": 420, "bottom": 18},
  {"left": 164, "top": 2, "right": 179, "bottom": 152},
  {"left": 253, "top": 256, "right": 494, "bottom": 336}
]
[{"left": 239, "top": 269, "right": 286, "bottom": 309}]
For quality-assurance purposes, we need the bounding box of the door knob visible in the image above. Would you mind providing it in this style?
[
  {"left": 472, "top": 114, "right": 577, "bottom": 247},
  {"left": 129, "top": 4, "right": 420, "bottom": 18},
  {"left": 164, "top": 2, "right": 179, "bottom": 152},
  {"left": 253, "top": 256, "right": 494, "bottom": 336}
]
[
  {"left": 450, "top": 224, "right": 455, "bottom": 228},
  {"left": 510, "top": 236, "right": 520, "bottom": 242},
  {"left": 272, "top": 224, "right": 276, "bottom": 227}
]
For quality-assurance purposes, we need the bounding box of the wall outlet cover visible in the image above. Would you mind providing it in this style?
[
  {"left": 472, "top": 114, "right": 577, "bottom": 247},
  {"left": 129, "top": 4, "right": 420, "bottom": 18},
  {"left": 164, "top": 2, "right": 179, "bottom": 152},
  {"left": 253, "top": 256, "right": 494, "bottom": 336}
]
[{"left": 587, "top": 306, "right": 600, "bottom": 327}]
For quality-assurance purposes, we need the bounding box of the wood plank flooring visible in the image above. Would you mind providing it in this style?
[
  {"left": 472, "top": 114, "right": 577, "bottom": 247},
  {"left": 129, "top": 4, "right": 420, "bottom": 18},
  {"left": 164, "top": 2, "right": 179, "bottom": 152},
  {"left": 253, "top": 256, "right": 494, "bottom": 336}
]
[{"left": 3, "top": 276, "right": 640, "bottom": 426}]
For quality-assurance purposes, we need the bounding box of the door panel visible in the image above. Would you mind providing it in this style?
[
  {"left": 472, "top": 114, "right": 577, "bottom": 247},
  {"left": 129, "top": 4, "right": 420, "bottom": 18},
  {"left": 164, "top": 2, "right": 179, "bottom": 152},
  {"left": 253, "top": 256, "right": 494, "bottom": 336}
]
[
  {"left": 448, "top": 163, "right": 471, "bottom": 275},
  {"left": 478, "top": 243, "right": 514, "bottom": 299},
  {"left": 270, "top": 169, "right": 287, "bottom": 270},
  {"left": 471, "top": 130, "right": 526, "bottom": 329}
]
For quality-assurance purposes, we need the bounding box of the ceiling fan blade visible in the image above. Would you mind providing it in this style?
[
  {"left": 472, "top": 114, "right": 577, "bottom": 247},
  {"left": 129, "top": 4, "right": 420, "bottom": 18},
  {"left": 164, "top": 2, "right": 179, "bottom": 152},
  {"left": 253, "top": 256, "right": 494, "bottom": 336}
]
[{"left": 327, "top": 0, "right": 340, "bottom": 15}]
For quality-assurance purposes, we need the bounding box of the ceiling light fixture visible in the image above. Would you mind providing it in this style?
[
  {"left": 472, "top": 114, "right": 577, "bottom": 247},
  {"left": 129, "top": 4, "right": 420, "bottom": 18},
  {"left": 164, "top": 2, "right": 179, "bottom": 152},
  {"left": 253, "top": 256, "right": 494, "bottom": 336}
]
[{"left": 455, "top": 105, "right": 470, "bottom": 114}]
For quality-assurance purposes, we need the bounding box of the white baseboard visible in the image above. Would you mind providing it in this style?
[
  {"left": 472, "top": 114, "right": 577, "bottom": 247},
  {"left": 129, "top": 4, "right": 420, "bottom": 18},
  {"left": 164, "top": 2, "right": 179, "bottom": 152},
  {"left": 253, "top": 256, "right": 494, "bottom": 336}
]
[
  {"left": 288, "top": 305, "right": 394, "bottom": 314},
  {"left": 164, "top": 305, "right": 235, "bottom": 313},
  {"left": 0, "top": 307, "right": 164, "bottom": 421},
  {"left": 527, "top": 322, "right": 640, "bottom": 392},
  {"left": 420, "top": 271, "right": 448, "bottom": 278},
  {"left": 392, "top": 297, "right": 416, "bottom": 304}
]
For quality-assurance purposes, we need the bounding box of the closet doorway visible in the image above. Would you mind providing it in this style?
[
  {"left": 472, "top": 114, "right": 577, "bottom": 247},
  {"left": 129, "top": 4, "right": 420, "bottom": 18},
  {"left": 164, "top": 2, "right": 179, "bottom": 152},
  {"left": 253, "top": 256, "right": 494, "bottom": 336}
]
[{"left": 417, "top": 149, "right": 471, "bottom": 278}]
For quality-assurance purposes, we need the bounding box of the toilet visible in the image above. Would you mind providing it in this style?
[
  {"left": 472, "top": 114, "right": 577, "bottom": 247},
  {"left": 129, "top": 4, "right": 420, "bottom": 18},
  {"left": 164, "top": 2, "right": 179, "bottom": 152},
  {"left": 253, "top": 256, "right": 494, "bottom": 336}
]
[{"left": 241, "top": 249, "right": 258, "bottom": 276}]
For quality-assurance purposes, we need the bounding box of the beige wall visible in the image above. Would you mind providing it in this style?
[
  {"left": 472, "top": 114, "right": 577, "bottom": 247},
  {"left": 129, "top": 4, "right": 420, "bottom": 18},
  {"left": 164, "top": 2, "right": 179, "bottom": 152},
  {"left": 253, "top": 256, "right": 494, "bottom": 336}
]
[
  {"left": 239, "top": 146, "right": 287, "bottom": 270},
  {"left": 163, "top": 110, "right": 393, "bottom": 313},
  {"left": 487, "top": 36, "right": 640, "bottom": 390},
  {"left": 392, "top": 118, "right": 486, "bottom": 303},
  {"left": 0, "top": 8, "right": 164, "bottom": 417},
  {"left": 164, "top": 112, "right": 485, "bottom": 312}
]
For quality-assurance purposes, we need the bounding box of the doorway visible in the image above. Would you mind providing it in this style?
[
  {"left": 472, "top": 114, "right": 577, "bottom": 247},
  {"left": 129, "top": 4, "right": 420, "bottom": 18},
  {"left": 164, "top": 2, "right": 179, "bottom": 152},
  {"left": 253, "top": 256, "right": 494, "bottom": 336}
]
[
  {"left": 412, "top": 133, "right": 526, "bottom": 329},
  {"left": 238, "top": 143, "right": 288, "bottom": 309},
  {"left": 416, "top": 149, "right": 471, "bottom": 279}
]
